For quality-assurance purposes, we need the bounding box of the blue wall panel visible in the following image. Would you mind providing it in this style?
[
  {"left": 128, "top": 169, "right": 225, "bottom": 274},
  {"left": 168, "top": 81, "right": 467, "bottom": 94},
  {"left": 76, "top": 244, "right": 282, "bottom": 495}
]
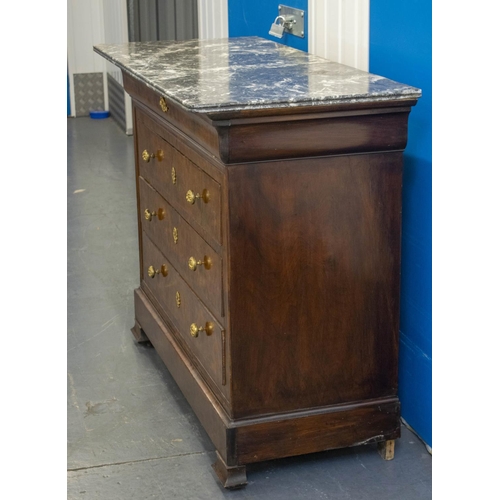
[
  {"left": 370, "top": 0, "right": 432, "bottom": 446},
  {"left": 228, "top": 0, "right": 308, "bottom": 52}
]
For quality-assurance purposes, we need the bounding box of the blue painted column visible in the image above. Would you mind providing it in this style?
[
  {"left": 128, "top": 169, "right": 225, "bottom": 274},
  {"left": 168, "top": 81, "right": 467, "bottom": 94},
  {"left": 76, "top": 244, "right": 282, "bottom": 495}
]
[
  {"left": 228, "top": 0, "right": 308, "bottom": 52},
  {"left": 370, "top": 1, "right": 432, "bottom": 446}
]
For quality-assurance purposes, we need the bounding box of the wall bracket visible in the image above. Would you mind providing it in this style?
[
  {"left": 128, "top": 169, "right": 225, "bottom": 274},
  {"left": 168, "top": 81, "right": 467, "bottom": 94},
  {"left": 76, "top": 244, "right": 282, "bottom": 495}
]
[{"left": 278, "top": 4, "right": 305, "bottom": 38}]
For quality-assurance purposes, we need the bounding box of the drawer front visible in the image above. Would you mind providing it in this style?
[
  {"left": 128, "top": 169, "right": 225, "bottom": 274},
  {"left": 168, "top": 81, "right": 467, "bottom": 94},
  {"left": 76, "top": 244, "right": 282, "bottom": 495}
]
[
  {"left": 141, "top": 232, "right": 226, "bottom": 389},
  {"left": 139, "top": 177, "right": 223, "bottom": 317},
  {"left": 136, "top": 120, "right": 222, "bottom": 243}
]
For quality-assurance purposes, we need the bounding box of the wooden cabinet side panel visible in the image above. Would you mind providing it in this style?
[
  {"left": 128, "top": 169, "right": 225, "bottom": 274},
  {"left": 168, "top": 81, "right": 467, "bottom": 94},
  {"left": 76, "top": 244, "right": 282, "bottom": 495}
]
[{"left": 228, "top": 152, "right": 403, "bottom": 418}]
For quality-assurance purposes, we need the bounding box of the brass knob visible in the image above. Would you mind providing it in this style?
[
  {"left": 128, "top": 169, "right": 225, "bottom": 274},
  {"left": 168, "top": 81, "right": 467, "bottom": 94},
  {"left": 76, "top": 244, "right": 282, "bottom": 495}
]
[
  {"left": 142, "top": 149, "right": 154, "bottom": 162},
  {"left": 144, "top": 208, "right": 164, "bottom": 221},
  {"left": 173, "top": 227, "right": 178, "bottom": 244},
  {"left": 190, "top": 322, "right": 214, "bottom": 338},
  {"left": 186, "top": 189, "right": 210, "bottom": 205},
  {"left": 188, "top": 256, "right": 212, "bottom": 271},
  {"left": 144, "top": 209, "right": 156, "bottom": 221},
  {"left": 147, "top": 264, "right": 168, "bottom": 278},
  {"left": 171, "top": 167, "right": 176, "bottom": 184},
  {"left": 175, "top": 291, "right": 181, "bottom": 308},
  {"left": 159, "top": 96, "right": 169, "bottom": 113},
  {"left": 142, "top": 149, "right": 164, "bottom": 163}
]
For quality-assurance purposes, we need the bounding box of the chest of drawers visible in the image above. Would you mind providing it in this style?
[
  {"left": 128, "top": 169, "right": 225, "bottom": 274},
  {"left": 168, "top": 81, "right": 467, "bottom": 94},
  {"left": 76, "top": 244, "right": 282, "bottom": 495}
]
[{"left": 95, "top": 37, "right": 421, "bottom": 488}]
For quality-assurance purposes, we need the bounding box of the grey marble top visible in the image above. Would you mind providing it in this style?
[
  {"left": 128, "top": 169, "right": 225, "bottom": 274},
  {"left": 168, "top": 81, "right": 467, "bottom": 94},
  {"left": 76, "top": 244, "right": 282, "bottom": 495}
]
[{"left": 94, "top": 37, "right": 421, "bottom": 114}]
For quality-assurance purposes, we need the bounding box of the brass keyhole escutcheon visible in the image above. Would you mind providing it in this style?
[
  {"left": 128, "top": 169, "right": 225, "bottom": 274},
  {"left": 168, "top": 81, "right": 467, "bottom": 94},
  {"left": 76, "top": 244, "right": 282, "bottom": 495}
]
[
  {"left": 173, "top": 227, "right": 178, "bottom": 244},
  {"left": 188, "top": 256, "right": 212, "bottom": 271},
  {"left": 190, "top": 322, "right": 214, "bottom": 338},
  {"left": 147, "top": 264, "right": 168, "bottom": 278},
  {"left": 171, "top": 167, "right": 176, "bottom": 184},
  {"left": 159, "top": 96, "right": 169, "bottom": 113},
  {"left": 175, "top": 291, "right": 181, "bottom": 308},
  {"left": 186, "top": 189, "right": 209, "bottom": 205}
]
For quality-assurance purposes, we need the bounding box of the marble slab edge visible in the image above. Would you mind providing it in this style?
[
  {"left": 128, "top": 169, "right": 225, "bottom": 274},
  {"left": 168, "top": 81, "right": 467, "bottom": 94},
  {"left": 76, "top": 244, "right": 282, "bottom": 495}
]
[{"left": 93, "top": 44, "right": 421, "bottom": 116}]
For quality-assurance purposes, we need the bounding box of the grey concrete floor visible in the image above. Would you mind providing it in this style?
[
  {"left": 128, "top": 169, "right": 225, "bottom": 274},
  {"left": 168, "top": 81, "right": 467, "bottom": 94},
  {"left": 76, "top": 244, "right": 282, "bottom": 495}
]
[{"left": 67, "top": 117, "right": 432, "bottom": 499}]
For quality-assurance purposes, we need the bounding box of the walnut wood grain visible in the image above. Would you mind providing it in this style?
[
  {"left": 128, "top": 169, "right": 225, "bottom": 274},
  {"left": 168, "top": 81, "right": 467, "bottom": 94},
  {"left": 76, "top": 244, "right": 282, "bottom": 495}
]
[
  {"left": 141, "top": 233, "right": 228, "bottom": 396},
  {"left": 218, "top": 109, "right": 411, "bottom": 163},
  {"left": 136, "top": 117, "right": 222, "bottom": 244},
  {"left": 232, "top": 399, "right": 400, "bottom": 465},
  {"left": 139, "top": 177, "right": 224, "bottom": 319},
  {"left": 134, "top": 104, "right": 226, "bottom": 184},
  {"left": 227, "top": 152, "right": 402, "bottom": 418}
]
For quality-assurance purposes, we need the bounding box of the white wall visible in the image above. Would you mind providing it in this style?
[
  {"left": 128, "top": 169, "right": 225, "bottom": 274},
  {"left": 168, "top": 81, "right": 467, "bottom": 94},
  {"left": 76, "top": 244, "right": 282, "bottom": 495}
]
[
  {"left": 198, "top": 0, "right": 228, "bottom": 39},
  {"left": 67, "top": 0, "right": 107, "bottom": 117},
  {"left": 102, "top": 0, "right": 129, "bottom": 84},
  {"left": 102, "top": 0, "right": 133, "bottom": 134},
  {"left": 68, "top": 0, "right": 132, "bottom": 130},
  {"left": 308, "top": 0, "right": 369, "bottom": 71}
]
